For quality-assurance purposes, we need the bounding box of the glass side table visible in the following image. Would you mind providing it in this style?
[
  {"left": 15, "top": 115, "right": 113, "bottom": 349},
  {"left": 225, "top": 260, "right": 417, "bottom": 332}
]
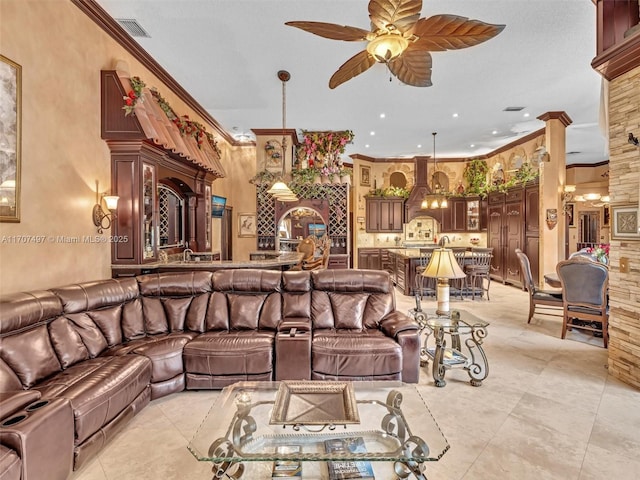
[{"left": 408, "top": 307, "right": 489, "bottom": 387}]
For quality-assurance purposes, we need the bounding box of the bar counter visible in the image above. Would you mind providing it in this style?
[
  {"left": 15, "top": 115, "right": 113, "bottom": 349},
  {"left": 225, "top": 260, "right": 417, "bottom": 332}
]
[{"left": 112, "top": 252, "right": 304, "bottom": 277}]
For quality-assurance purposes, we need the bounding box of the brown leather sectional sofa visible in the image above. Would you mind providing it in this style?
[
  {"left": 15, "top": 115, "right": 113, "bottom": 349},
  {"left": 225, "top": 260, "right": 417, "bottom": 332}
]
[{"left": 0, "top": 269, "right": 419, "bottom": 480}]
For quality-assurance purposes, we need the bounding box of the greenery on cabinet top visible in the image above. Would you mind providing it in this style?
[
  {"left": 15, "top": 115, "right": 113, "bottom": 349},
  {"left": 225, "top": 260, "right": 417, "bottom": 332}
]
[{"left": 249, "top": 160, "right": 538, "bottom": 199}]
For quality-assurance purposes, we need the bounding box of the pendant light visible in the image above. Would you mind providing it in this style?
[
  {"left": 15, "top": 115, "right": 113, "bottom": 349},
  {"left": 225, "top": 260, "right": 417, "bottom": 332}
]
[
  {"left": 423, "top": 132, "right": 447, "bottom": 209},
  {"left": 267, "top": 70, "right": 297, "bottom": 202}
]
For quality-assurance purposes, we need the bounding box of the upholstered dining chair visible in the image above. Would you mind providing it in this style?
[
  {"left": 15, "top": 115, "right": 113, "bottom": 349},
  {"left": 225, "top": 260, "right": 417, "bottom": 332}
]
[
  {"left": 556, "top": 256, "right": 609, "bottom": 348},
  {"left": 515, "top": 248, "right": 563, "bottom": 323},
  {"left": 464, "top": 247, "right": 493, "bottom": 300}
]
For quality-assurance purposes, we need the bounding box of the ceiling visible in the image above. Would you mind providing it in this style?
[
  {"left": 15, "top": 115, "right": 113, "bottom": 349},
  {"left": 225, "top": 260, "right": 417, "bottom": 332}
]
[{"left": 95, "top": 0, "right": 607, "bottom": 165}]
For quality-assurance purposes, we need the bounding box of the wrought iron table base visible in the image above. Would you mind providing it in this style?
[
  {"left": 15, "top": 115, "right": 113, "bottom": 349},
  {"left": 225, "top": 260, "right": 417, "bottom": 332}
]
[{"left": 206, "top": 391, "right": 432, "bottom": 480}]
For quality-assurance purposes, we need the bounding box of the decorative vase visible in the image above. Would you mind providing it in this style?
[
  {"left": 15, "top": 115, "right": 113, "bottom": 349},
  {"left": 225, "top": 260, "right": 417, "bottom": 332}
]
[
  {"left": 331, "top": 174, "right": 341, "bottom": 184},
  {"left": 341, "top": 175, "right": 351, "bottom": 185},
  {"left": 321, "top": 175, "right": 331, "bottom": 184}
]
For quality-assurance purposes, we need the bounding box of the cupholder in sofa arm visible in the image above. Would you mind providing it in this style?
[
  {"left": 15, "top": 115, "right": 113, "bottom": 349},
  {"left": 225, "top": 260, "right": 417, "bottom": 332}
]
[
  {"left": 379, "top": 311, "right": 421, "bottom": 384},
  {"left": 0, "top": 393, "right": 74, "bottom": 480}
]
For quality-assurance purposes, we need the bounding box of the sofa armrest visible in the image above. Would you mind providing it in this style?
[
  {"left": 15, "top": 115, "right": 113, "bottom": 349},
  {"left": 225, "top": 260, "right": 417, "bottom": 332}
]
[
  {"left": 278, "top": 317, "right": 311, "bottom": 334},
  {"left": 379, "top": 311, "right": 419, "bottom": 339},
  {"left": 0, "top": 397, "right": 74, "bottom": 480},
  {"left": 0, "top": 391, "right": 41, "bottom": 420}
]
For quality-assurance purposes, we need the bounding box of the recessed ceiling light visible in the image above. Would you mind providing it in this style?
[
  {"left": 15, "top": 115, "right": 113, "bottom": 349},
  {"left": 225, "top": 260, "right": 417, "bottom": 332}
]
[
  {"left": 492, "top": 130, "right": 498, "bottom": 135},
  {"left": 417, "top": 144, "right": 422, "bottom": 148},
  {"left": 470, "top": 144, "right": 475, "bottom": 148},
  {"left": 370, "top": 131, "right": 375, "bottom": 136},
  {"left": 379, "top": 113, "right": 386, "bottom": 119},
  {"left": 523, "top": 112, "right": 530, "bottom": 117},
  {"left": 365, "top": 144, "right": 370, "bottom": 148},
  {"left": 452, "top": 113, "right": 459, "bottom": 118}
]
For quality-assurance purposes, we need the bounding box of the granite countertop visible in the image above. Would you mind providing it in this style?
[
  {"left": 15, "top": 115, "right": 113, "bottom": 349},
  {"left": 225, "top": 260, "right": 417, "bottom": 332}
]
[{"left": 112, "top": 252, "right": 304, "bottom": 270}]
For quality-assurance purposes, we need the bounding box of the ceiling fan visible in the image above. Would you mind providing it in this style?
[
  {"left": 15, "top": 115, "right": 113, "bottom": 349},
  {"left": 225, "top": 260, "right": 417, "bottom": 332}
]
[{"left": 286, "top": 0, "right": 505, "bottom": 89}]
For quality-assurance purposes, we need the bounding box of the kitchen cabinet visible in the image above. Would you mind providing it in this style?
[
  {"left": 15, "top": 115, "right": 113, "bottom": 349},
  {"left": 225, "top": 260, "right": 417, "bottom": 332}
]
[
  {"left": 425, "top": 197, "right": 487, "bottom": 234},
  {"left": 366, "top": 197, "right": 404, "bottom": 232},
  {"left": 357, "top": 248, "right": 381, "bottom": 270},
  {"left": 328, "top": 254, "right": 350, "bottom": 269}
]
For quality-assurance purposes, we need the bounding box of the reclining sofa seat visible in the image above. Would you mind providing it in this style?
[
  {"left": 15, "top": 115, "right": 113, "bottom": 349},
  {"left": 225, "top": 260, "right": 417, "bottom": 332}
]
[
  {"left": 182, "top": 269, "right": 282, "bottom": 389},
  {"left": 309, "top": 270, "right": 420, "bottom": 383},
  {"left": 0, "top": 268, "right": 420, "bottom": 480}
]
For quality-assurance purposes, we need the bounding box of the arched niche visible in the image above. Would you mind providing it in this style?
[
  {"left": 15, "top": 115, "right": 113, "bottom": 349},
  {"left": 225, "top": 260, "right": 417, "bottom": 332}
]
[{"left": 390, "top": 171, "right": 408, "bottom": 188}]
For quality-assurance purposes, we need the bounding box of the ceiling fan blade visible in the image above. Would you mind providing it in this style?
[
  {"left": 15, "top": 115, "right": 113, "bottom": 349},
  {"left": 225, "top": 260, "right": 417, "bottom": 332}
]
[
  {"left": 411, "top": 15, "right": 506, "bottom": 51},
  {"left": 368, "top": 0, "right": 422, "bottom": 34},
  {"left": 388, "top": 49, "right": 432, "bottom": 87},
  {"left": 285, "top": 21, "right": 370, "bottom": 41},
  {"left": 329, "top": 50, "right": 377, "bottom": 89}
]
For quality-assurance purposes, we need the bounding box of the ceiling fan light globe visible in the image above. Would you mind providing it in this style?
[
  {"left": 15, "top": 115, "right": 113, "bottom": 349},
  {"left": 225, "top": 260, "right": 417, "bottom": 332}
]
[{"left": 366, "top": 34, "right": 408, "bottom": 63}]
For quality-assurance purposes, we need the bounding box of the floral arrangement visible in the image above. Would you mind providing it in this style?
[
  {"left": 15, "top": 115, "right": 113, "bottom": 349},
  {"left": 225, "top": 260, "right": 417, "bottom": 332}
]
[
  {"left": 320, "top": 165, "right": 340, "bottom": 177},
  {"left": 300, "top": 130, "right": 355, "bottom": 166},
  {"left": 123, "top": 76, "right": 146, "bottom": 116},
  {"left": 586, "top": 243, "right": 610, "bottom": 264}
]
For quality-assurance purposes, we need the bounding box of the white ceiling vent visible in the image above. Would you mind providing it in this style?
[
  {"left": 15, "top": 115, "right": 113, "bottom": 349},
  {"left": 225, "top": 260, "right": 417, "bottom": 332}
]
[
  {"left": 503, "top": 106, "right": 525, "bottom": 112},
  {"left": 116, "top": 19, "right": 150, "bottom": 38}
]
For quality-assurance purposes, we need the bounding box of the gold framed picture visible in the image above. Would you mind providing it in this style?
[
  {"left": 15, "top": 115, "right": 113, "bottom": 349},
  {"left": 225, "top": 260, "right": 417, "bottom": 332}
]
[
  {"left": 0, "top": 55, "right": 21, "bottom": 222},
  {"left": 360, "top": 165, "right": 370, "bottom": 187},
  {"left": 611, "top": 205, "right": 639, "bottom": 240},
  {"left": 238, "top": 213, "right": 257, "bottom": 237}
]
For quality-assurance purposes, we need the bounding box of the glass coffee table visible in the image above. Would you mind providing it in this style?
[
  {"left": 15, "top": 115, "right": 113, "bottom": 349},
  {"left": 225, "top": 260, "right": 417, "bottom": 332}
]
[{"left": 188, "top": 381, "right": 449, "bottom": 479}]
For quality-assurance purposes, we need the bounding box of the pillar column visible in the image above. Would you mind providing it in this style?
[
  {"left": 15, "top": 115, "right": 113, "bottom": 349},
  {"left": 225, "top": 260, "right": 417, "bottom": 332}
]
[{"left": 536, "top": 111, "right": 572, "bottom": 286}]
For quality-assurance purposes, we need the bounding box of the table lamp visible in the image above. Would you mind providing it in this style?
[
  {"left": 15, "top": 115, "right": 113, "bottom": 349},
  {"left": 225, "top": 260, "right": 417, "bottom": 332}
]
[{"left": 422, "top": 248, "right": 467, "bottom": 316}]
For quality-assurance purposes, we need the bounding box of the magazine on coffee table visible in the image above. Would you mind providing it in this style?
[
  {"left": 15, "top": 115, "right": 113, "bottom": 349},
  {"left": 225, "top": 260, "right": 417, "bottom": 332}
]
[
  {"left": 271, "top": 445, "right": 302, "bottom": 477},
  {"left": 324, "top": 437, "right": 375, "bottom": 480}
]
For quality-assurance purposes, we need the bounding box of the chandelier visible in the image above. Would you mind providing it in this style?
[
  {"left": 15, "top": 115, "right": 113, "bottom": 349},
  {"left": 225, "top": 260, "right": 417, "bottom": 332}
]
[
  {"left": 421, "top": 132, "right": 448, "bottom": 209},
  {"left": 267, "top": 70, "right": 297, "bottom": 202}
]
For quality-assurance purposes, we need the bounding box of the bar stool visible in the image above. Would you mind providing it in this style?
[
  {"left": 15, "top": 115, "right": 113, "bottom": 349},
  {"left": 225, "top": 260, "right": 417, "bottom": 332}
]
[
  {"left": 464, "top": 247, "right": 493, "bottom": 300},
  {"left": 414, "top": 248, "right": 435, "bottom": 300},
  {"left": 451, "top": 248, "right": 468, "bottom": 300}
]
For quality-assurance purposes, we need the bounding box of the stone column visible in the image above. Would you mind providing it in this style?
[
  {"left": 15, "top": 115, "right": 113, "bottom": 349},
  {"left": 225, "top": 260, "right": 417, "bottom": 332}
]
[{"left": 536, "top": 111, "right": 572, "bottom": 286}]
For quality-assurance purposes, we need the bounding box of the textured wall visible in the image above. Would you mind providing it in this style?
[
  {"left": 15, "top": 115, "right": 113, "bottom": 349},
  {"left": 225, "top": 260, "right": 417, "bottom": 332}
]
[
  {"left": 606, "top": 65, "right": 640, "bottom": 388},
  {"left": 0, "top": 0, "right": 235, "bottom": 294}
]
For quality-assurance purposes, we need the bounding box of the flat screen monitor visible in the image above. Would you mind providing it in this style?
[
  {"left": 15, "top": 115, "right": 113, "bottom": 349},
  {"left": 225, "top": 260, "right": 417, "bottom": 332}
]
[
  {"left": 308, "top": 223, "right": 326, "bottom": 237},
  {"left": 211, "top": 195, "right": 226, "bottom": 218}
]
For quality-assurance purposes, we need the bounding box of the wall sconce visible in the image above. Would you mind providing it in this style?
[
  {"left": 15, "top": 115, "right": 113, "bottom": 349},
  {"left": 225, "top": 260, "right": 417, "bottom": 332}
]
[
  {"left": 629, "top": 132, "right": 639, "bottom": 147},
  {"left": 92, "top": 180, "right": 119, "bottom": 234},
  {"left": 562, "top": 184, "right": 575, "bottom": 214},
  {"left": 534, "top": 145, "right": 551, "bottom": 163}
]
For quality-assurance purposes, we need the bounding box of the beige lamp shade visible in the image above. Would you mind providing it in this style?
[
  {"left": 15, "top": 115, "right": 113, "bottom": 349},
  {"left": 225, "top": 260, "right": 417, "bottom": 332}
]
[
  {"left": 267, "top": 181, "right": 293, "bottom": 195},
  {"left": 422, "top": 248, "right": 466, "bottom": 279}
]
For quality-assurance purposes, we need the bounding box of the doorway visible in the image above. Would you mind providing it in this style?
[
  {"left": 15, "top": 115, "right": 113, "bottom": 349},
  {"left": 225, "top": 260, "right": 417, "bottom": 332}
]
[{"left": 579, "top": 210, "right": 600, "bottom": 245}]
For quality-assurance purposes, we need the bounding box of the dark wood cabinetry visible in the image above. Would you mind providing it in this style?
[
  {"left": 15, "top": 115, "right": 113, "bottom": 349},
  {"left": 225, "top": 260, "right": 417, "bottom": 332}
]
[
  {"left": 365, "top": 197, "right": 404, "bottom": 232},
  {"left": 422, "top": 197, "right": 487, "bottom": 233},
  {"left": 358, "top": 248, "right": 381, "bottom": 270},
  {"left": 488, "top": 182, "right": 539, "bottom": 286}
]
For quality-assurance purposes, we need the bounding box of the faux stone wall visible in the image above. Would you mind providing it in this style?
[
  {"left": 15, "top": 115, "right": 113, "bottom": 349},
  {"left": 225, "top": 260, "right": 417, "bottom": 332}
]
[{"left": 607, "top": 64, "right": 640, "bottom": 388}]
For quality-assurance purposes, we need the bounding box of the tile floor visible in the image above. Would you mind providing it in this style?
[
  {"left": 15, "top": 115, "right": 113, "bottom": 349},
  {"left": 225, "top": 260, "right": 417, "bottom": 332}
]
[{"left": 72, "top": 282, "right": 640, "bottom": 480}]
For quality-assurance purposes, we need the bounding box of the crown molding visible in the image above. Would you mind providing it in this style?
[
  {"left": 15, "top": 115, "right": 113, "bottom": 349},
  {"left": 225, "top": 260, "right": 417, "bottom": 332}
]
[{"left": 71, "top": 0, "right": 237, "bottom": 146}]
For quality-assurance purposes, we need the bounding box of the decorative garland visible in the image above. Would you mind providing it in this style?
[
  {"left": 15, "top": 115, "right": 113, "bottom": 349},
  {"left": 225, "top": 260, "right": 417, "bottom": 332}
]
[
  {"left": 122, "top": 78, "right": 222, "bottom": 156},
  {"left": 122, "top": 76, "right": 145, "bottom": 116}
]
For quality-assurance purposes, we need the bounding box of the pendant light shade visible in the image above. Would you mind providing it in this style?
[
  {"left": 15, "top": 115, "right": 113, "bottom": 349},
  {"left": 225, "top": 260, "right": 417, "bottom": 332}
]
[{"left": 268, "top": 70, "right": 297, "bottom": 201}]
